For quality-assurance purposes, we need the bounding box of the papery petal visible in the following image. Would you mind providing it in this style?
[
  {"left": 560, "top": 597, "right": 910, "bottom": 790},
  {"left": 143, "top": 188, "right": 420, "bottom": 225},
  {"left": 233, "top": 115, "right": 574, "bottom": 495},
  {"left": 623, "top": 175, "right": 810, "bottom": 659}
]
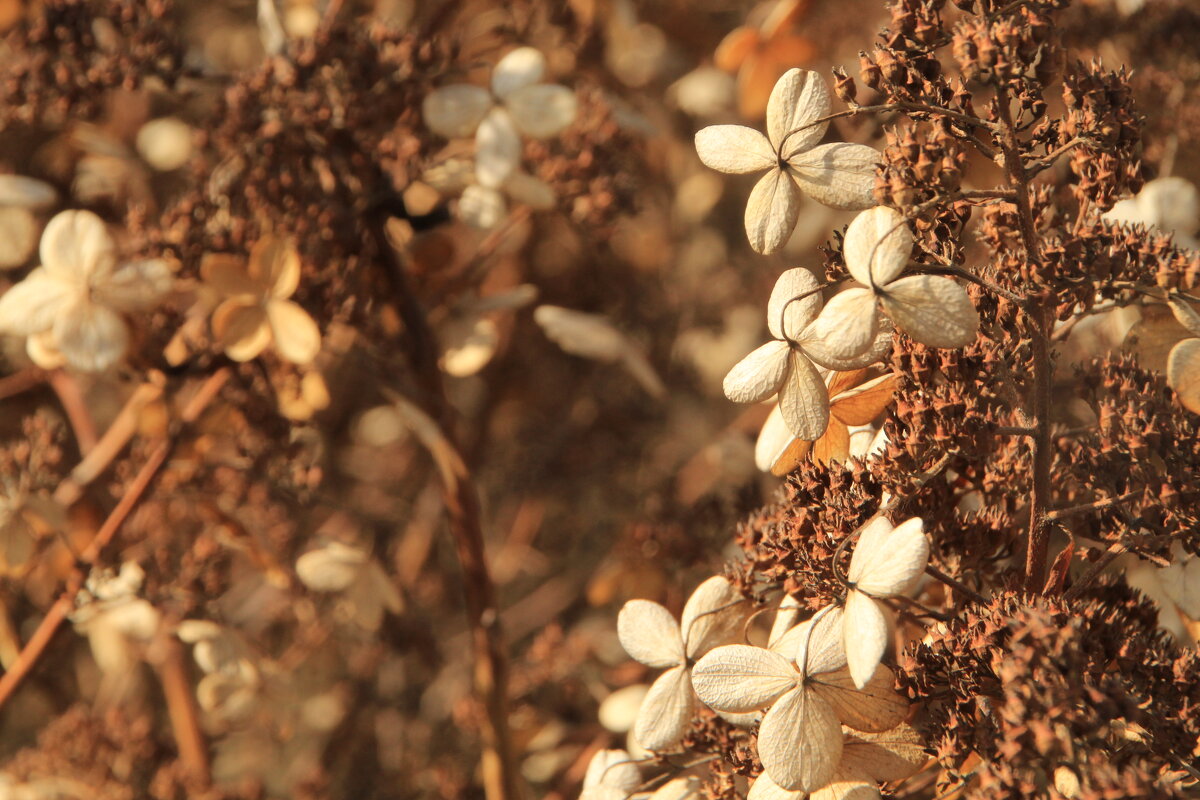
[
  {"left": 248, "top": 235, "right": 301, "bottom": 299},
  {"left": 633, "top": 664, "right": 695, "bottom": 751},
  {"left": 422, "top": 85, "right": 493, "bottom": 138},
  {"left": 0, "top": 269, "right": 75, "bottom": 335},
  {"left": 201, "top": 254, "right": 259, "bottom": 297},
  {"left": 617, "top": 599, "right": 684, "bottom": 668},
  {"left": 723, "top": 340, "right": 790, "bottom": 403},
  {"left": 746, "top": 169, "right": 800, "bottom": 255},
  {"left": 475, "top": 108, "right": 522, "bottom": 189},
  {"left": 266, "top": 299, "right": 321, "bottom": 365},
  {"left": 96, "top": 258, "right": 174, "bottom": 311},
  {"left": 768, "top": 595, "right": 803, "bottom": 651},
  {"left": 0, "top": 175, "right": 58, "bottom": 210},
  {"left": 583, "top": 748, "right": 641, "bottom": 792},
  {"left": 459, "top": 185, "right": 508, "bottom": 229},
  {"left": 1167, "top": 338, "right": 1200, "bottom": 414},
  {"left": 843, "top": 590, "right": 888, "bottom": 688},
  {"left": 794, "top": 605, "right": 846, "bottom": 676},
  {"left": 767, "top": 267, "right": 822, "bottom": 340},
  {"left": 691, "top": 644, "right": 799, "bottom": 712},
  {"left": 746, "top": 772, "right": 805, "bottom": 800},
  {"left": 832, "top": 373, "right": 899, "bottom": 426},
  {"left": 506, "top": 84, "right": 577, "bottom": 138},
  {"left": 840, "top": 724, "right": 928, "bottom": 782},
  {"left": 758, "top": 687, "right": 842, "bottom": 792},
  {"left": 492, "top": 47, "right": 546, "bottom": 99},
  {"left": 212, "top": 298, "right": 271, "bottom": 362},
  {"left": 879, "top": 275, "right": 979, "bottom": 349},
  {"left": 0, "top": 207, "right": 38, "bottom": 270},
  {"left": 680, "top": 576, "right": 750, "bottom": 660},
  {"left": 53, "top": 300, "right": 129, "bottom": 372},
  {"left": 854, "top": 516, "right": 928, "bottom": 597},
  {"left": 828, "top": 368, "right": 870, "bottom": 398},
  {"left": 801, "top": 288, "right": 880, "bottom": 365},
  {"left": 779, "top": 350, "right": 829, "bottom": 440},
  {"left": 648, "top": 776, "right": 704, "bottom": 800},
  {"left": 812, "top": 781, "right": 882, "bottom": 800},
  {"left": 26, "top": 329, "right": 66, "bottom": 369},
  {"left": 502, "top": 171, "right": 556, "bottom": 210},
  {"left": 1168, "top": 298, "right": 1200, "bottom": 338},
  {"left": 695, "top": 126, "right": 776, "bottom": 175},
  {"left": 842, "top": 206, "right": 911, "bottom": 286},
  {"left": 812, "top": 418, "right": 851, "bottom": 464},
  {"left": 810, "top": 666, "right": 908, "bottom": 733},
  {"left": 847, "top": 517, "right": 892, "bottom": 585},
  {"left": 766, "top": 68, "right": 831, "bottom": 157},
  {"left": 296, "top": 544, "right": 366, "bottom": 592},
  {"left": 755, "top": 404, "right": 812, "bottom": 475},
  {"left": 40, "top": 209, "right": 116, "bottom": 282},
  {"left": 787, "top": 143, "right": 880, "bottom": 211}
]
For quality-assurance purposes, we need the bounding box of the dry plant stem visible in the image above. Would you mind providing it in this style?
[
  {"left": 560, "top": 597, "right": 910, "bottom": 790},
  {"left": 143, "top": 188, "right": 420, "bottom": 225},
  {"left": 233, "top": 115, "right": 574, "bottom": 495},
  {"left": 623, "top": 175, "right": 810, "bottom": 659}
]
[
  {"left": 152, "top": 630, "right": 211, "bottom": 784},
  {"left": 0, "top": 369, "right": 229, "bottom": 722},
  {"left": 48, "top": 369, "right": 99, "bottom": 456},
  {"left": 1044, "top": 491, "right": 1139, "bottom": 522},
  {"left": 924, "top": 564, "right": 987, "bottom": 605},
  {"left": 0, "top": 367, "right": 45, "bottom": 400},
  {"left": 370, "top": 210, "right": 521, "bottom": 800},
  {"left": 1062, "top": 541, "right": 1129, "bottom": 601}
]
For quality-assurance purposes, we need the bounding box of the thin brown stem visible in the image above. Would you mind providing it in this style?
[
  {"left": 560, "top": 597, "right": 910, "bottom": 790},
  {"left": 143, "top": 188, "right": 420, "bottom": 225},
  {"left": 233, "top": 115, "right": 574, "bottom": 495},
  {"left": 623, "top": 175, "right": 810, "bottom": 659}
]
[
  {"left": 48, "top": 369, "right": 99, "bottom": 456},
  {"left": 1044, "top": 491, "right": 1138, "bottom": 522},
  {"left": 151, "top": 631, "right": 211, "bottom": 785},
  {"left": 1062, "top": 541, "right": 1128, "bottom": 601},
  {"left": 925, "top": 564, "right": 988, "bottom": 604},
  {"left": 0, "top": 367, "right": 46, "bottom": 400}
]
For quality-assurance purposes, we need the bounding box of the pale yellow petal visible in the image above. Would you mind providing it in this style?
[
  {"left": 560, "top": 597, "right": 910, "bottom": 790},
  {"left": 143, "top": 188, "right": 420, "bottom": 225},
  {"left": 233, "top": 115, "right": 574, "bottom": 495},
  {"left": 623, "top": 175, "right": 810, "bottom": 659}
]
[
  {"left": 691, "top": 644, "right": 799, "bottom": 713},
  {"left": 767, "top": 267, "right": 822, "bottom": 341},
  {"left": 1168, "top": 297, "right": 1200, "bottom": 338},
  {"left": 801, "top": 288, "right": 880, "bottom": 365},
  {"left": 680, "top": 575, "right": 750, "bottom": 660},
  {"left": 758, "top": 687, "right": 842, "bottom": 792},
  {"left": 847, "top": 517, "right": 894, "bottom": 586},
  {"left": 0, "top": 175, "right": 58, "bottom": 211},
  {"left": 422, "top": 84, "right": 493, "bottom": 138},
  {"left": 842, "top": 206, "right": 911, "bottom": 287},
  {"left": 811, "top": 666, "right": 908, "bottom": 733},
  {"left": 745, "top": 168, "right": 800, "bottom": 255},
  {"left": 583, "top": 749, "right": 641, "bottom": 792},
  {"left": 843, "top": 590, "right": 888, "bottom": 689},
  {"left": 0, "top": 207, "right": 38, "bottom": 270},
  {"left": 853, "top": 517, "right": 929, "bottom": 597},
  {"left": 723, "top": 340, "right": 791, "bottom": 404},
  {"left": 755, "top": 404, "right": 812, "bottom": 475},
  {"left": 832, "top": 373, "right": 899, "bottom": 426},
  {"left": 812, "top": 418, "right": 851, "bottom": 464},
  {"left": 0, "top": 269, "right": 75, "bottom": 335},
  {"left": 249, "top": 235, "right": 301, "bottom": 299},
  {"left": 617, "top": 599, "right": 684, "bottom": 668},
  {"left": 779, "top": 351, "right": 829, "bottom": 440},
  {"left": 212, "top": 298, "right": 271, "bottom": 362},
  {"left": 767, "top": 595, "right": 803, "bottom": 651},
  {"left": 633, "top": 664, "right": 695, "bottom": 751},
  {"left": 266, "top": 299, "right": 321, "bottom": 364},
  {"left": 505, "top": 84, "right": 578, "bottom": 138},
  {"left": 201, "top": 253, "right": 258, "bottom": 296},
  {"left": 26, "top": 329, "right": 66, "bottom": 369},
  {"left": 794, "top": 605, "right": 846, "bottom": 676},
  {"left": 491, "top": 46, "right": 545, "bottom": 99},
  {"left": 39, "top": 209, "right": 116, "bottom": 282},
  {"left": 96, "top": 258, "right": 174, "bottom": 311},
  {"left": 766, "top": 68, "right": 831, "bottom": 158},
  {"left": 1167, "top": 338, "right": 1200, "bottom": 414},
  {"left": 53, "top": 300, "right": 129, "bottom": 372},
  {"left": 879, "top": 275, "right": 979, "bottom": 349},
  {"left": 839, "top": 724, "right": 928, "bottom": 782},
  {"left": 694, "top": 125, "right": 776, "bottom": 175},
  {"left": 475, "top": 108, "right": 522, "bottom": 189}
]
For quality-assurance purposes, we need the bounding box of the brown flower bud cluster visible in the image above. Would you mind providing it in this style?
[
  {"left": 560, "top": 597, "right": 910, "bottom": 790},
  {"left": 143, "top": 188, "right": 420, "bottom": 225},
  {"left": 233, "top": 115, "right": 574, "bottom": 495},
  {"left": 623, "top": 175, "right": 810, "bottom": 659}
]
[{"left": 1062, "top": 60, "right": 1144, "bottom": 210}]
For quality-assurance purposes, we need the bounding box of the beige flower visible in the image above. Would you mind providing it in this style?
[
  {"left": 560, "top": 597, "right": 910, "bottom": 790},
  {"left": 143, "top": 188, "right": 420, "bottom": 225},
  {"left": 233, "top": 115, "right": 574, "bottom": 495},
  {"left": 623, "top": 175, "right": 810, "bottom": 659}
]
[
  {"left": 0, "top": 209, "right": 172, "bottom": 371},
  {"left": 807, "top": 206, "right": 979, "bottom": 356},
  {"left": 756, "top": 369, "right": 899, "bottom": 474},
  {"left": 579, "top": 749, "right": 641, "bottom": 800},
  {"left": 204, "top": 235, "right": 321, "bottom": 365},
  {"left": 694, "top": 68, "right": 880, "bottom": 254},
  {"left": 1165, "top": 296, "right": 1200, "bottom": 414}
]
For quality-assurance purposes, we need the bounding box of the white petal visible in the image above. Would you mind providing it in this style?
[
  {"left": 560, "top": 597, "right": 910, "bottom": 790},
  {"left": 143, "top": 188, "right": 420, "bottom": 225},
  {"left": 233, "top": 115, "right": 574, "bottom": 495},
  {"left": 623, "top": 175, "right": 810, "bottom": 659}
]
[
  {"left": 491, "top": 47, "right": 546, "bottom": 99},
  {"left": 1167, "top": 338, "right": 1200, "bottom": 414},
  {"left": 0, "top": 207, "right": 38, "bottom": 269},
  {"left": 475, "top": 108, "right": 522, "bottom": 189},
  {"left": 766, "top": 68, "right": 831, "bottom": 158},
  {"left": 801, "top": 288, "right": 880, "bottom": 364},
  {"left": 0, "top": 269, "right": 75, "bottom": 335},
  {"left": 723, "top": 340, "right": 790, "bottom": 404},
  {"left": 680, "top": 576, "right": 749, "bottom": 660},
  {"left": 758, "top": 687, "right": 842, "bottom": 792},
  {"left": 768, "top": 595, "right": 803, "bottom": 650},
  {"left": 459, "top": 185, "right": 508, "bottom": 229},
  {"left": 53, "top": 300, "right": 129, "bottom": 372},
  {"left": 779, "top": 351, "right": 830, "bottom": 440},
  {"left": 850, "top": 517, "right": 928, "bottom": 596},
  {"left": 811, "top": 666, "right": 908, "bottom": 733},
  {"left": 746, "top": 169, "right": 800, "bottom": 255},
  {"left": 95, "top": 258, "right": 174, "bottom": 311},
  {"left": 1168, "top": 297, "right": 1200, "bottom": 338},
  {"left": 0, "top": 175, "right": 58, "bottom": 210},
  {"left": 755, "top": 404, "right": 810, "bottom": 475},
  {"left": 39, "top": 209, "right": 116, "bottom": 282},
  {"left": 296, "top": 544, "right": 366, "bottom": 592},
  {"left": 690, "top": 644, "right": 798, "bottom": 713},
  {"left": 842, "top": 207, "right": 911, "bottom": 287},
  {"left": 880, "top": 275, "right": 979, "bottom": 349},
  {"left": 787, "top": 143, "right": 880, "bottom": 211},
  {"left": 767, "top": 267, "right": 822, "bottom": 341},
  {"left": 694, "top": 125, "right": 776, "bottom": 175},
  {"left": 812, "top": 781, "right": 882, "bottom": 800},
  {"left": 422, "top": 85, "right": 493, "bottom": 138},
  {"left": 648, "top": 776, "right": 704, "bottom": 800},
  {"left": 793, "top": 605, "right": 846, "bottom": 676},
  {"left": 617, "top": 599, "right": 684, "bottom": 668},
  {"left": 505, "top": 84, "right": 577, "bottom": 138},
  {"left": 583, "top": 749, "right": 641, "bottom": 791},
  {"left": 266, "top": 299, "right": 321, "bottom": 365},
  {"left": 747, "top": 772, "right": 806, "bottom": 800},
  {"left": 26, "top": 329, "right": 66, "bottom": 369},
  {"left": 633, "top": 664, "right": 695, "bottom": 751},
  {"left": 843, "top": 590, "right": 888, "bottom": 689},
  {"left": 847, "top": 517, "right": 894, "bottom": 585}
]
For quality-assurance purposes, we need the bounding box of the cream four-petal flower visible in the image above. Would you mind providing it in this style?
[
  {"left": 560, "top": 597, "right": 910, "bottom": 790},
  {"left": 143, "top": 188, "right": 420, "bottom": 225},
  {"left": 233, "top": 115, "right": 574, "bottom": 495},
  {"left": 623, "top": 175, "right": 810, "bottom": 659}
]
[{"left": 694, "top": 68, "right": 880, "bottom": 254}]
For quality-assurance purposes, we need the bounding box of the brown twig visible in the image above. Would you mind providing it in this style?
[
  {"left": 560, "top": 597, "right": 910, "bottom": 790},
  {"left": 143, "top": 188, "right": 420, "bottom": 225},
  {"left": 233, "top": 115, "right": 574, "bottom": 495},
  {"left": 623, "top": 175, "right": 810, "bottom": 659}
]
[
  {"left": 925, "top": 564, "right": 987, "bottom": 605},
  {"left": 1062, "top": 541, "right": 1129, "bottom": 601},
  {"left": 151, "top": 630, "right": 211, "bottom": 784},
  {"left": 1044, "top": 491, "right": 1139, "bottom": 522},
  {"left": 48, "top": 369, "right": 99, "bottom": 456},
  {"left": 0, "top": 367, "right": 46, "bottom": 401}
]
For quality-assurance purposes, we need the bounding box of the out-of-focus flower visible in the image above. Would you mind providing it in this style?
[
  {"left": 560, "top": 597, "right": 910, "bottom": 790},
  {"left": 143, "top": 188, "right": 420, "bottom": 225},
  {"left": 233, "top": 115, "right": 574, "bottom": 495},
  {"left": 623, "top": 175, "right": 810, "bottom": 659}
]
[
  {"left": 534, "top": 305, "right": 666, "bottom": 398},
  {"left": 807, "top": 206, "right": 978, "bottom": 354},
  {"left": 756, "top": 369, "right": 898, "bottom": 473},
  {"left": 694, "top": 68, "right": 880, "bottom": 253},
  {"left": 0, "top": 209, "right": 172, "bottom": 371},
  {"left": 1165, "top": 296, "right": 1200, "bottom": 413},
  {"left": 70, "top": 562, "right": 162, "bottom": 700},
  {"left": 177, "top": 620, "right": 261, "bottom": 723},
  {"left": 134, "top": 116, "right": 194, "bottom": 172},
  {"left": 203, "top": 235, "right": 321, "bottom": 365},
  {"left": 714, "top": 0, "right": 816, "bottom": 120},
  {"left": 1103, "top": 177, "right": 1198, "bottom": 249},
  {"left": 295, "top": 541, "right": 403, "bottom": 631},
  {"left": 616, "top": 576, "right": 752, "bottom": 750},
  {"left": 579, "top": 748, "right": 640, "bottom": 800},
  {"left": 422, "top": 46, "right": 577, "bottom": 189}
]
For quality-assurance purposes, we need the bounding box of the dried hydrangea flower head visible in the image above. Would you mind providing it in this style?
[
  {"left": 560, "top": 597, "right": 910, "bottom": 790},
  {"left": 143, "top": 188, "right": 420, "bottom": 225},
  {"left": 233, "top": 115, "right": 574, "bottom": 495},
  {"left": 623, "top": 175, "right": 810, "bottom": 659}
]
[
  {"left": 840, "top": 516, "right": 929, "bottom": 688},
  {"left": 579, "top": 748, "right": 641, "bottom": 800},
  {"left": 616, "top": 575, "right": 752, "bottom": 750},
  {"left": 755, "top": 369, "right": 898, "bottom": 474},
  {"left": 422, "top": 46, "right": 578, "bottom": 189},
  {"left": 808, "top": 206, "right": 978, "bottom": 356},
  {"left": 1164, "top": 296, "right": 1200, "bottom": 413},
  {"left": 691, "top": 610, "right": 907, "bottom": 792},
  {"left": 724, "top": 268, "right": 891, "bottom": 440},
  {"left": 203, "top": 235, "right": 321, "bottom": 365},
  {"left": 694, "top": 68, "right": 880, "bottom": 253},
  {"left": 0, "top": 209, "right": 172, "bottom": 371},
  {"left": 747, "top": 724, "right": 927, "bottom": 800}
]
